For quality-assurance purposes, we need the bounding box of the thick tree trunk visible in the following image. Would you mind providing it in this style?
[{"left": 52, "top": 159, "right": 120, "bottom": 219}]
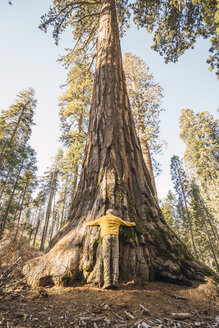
[{"left": 23, "top": 0, "right": 212, "bottom": 288}]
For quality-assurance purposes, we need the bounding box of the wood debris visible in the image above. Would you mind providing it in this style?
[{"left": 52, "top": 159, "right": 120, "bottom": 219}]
[{"left": 171, "top": 313, "right": 191, "bottom": 320}]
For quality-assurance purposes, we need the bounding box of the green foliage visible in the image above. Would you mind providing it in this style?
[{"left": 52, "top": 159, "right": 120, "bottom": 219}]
[
  {"left": 0, "top": 89, "right": 38, "bottom": 238},
  {"left": 164, "top": 152, "right": 219, "bottom": 270},
  {"left": 0, "top": 88, "right": 36, "bottom": 147},
  {"left": 59, "top": 61, "right": 92, "bottom": 148},
  {"left": 59, "top": 58, "right": 93, "bottom": 200},
  {"left": 39, "top": 148, "right": 63, "bottom": 251},
  {"left": 188, "top": 180, "right": 219, "bottom": 270},
  {"left": 170, "top": 155, "right": 189, "bottom": 202},
  {"left": 161, "top": 191, "right": 180, "bottom": 233},
  {"left": 123, "top": 52, "right": 165, "bottom": 177},
  {"left": 0, "top": 145, "right": 38, "bottom": 237},
  {"left": 132, "top": 0, "right": 218, "bottom": 77},
  {"left": 40, "top": 0, "right": 101, "bottom": 68},
  {"left": 170, "top": 155, "right": 198, "bottom": 258},
  {"left": 40, "top": 0, "right": 218, "bottom": 78},
  {"left": 179, "top": 108, "right": 219, "bottom": 218}
]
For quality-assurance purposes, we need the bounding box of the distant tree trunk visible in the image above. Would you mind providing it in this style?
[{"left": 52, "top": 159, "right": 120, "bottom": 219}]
[
  {"left": 14, "top": 180, "right": 29, "bottom": 240},
  {"left": 175, "top": 165, "right": 198, "bottom": 259},
  {"left": 0, "top": 159, "right": 24, "bottom": 238},
  {"left": 0, "top": 167, "right": 12, "bottom": 201},
  {"left": 204, "top": 208, "right": 219, "bottom": 242},
  {"left": 204, "top": 225, "right": 219, "bottom": 272},
  {"left": 201, "top": 212, "right": 219, "bottom": 272},
  {"left": 49, "top": 198, "right": 57, "bottom": 244},
  {"left": 30, "top": 207, "right": 39, "bottom": 229},
  {"left": 40, "top": 170, "right": 56, "bottom": 251},
  {"left": 69, "top": 168, "right": 78, "bottom": 207},
  {"left": 139, "top": 137, "right": 157, "bottom": 196},
  {"left": 59, "top": 185, "right": 67, "bottom": 230},
  {"left": 69, "top": 110, "right": 83, "bottom": 205},
  {"left": 33, "top": 208, "right": 42, "bottom": 247},
  {"left": 134, "top": 94, "right": 157, "bottom": 196},
  {"left": 29, "top": 229, "right": 34, "bottom": 244},
  {"left": 23, "top": 0, "right": 212, "bottom": 288}
]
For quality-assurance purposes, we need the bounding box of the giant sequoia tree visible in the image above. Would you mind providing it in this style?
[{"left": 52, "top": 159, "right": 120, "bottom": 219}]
[{"left": 24, "top": 0, "right": 212, "bottom": 287}]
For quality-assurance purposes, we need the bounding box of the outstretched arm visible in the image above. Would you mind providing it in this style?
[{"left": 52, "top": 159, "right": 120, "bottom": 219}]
[
  {"left": 118, "top": 218, "right": 136, "bottom": 227},
  {"left": 86, "top": 219, "right": 100, "bottom": 227}
]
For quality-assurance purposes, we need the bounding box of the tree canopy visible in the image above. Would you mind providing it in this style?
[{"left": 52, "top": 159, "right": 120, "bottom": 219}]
[{"left": 40, "top": 0, "right": 218, "bottom": 76}]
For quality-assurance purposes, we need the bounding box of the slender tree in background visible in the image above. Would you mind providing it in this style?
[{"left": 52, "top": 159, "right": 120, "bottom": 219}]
[
  {"left": 32, "top": 191, "right": 47, "bottom": 247},
  {"left": 40, "top": 149, "right": 63, "bottom": 251},
  {"left": 161, "top": 191, "right": 181, "bottom": 236},
  {"left": 179, "top": 109, "right": 219, "bottom": 220},
  {"left": 0, "top": 145, "right": 37, "bottom": 239},
  {"left": 0, "top": 88, "right": 37, "bottom": 220},
  {"left": 170, "top": 155, "right": 198, "bottom": 259},
  {"left": 123, "top": 52, "right": 164, "bottom": 195},
  {"left": 0, "top": 88, "right": 36, "bottom": 171},
  {"left": 162, "top": 184, "right": 219, "bottom": 271},
  {"left": 24, "top": 0, "right": 212, "bottom": 287},
  {"left": 189, "top": 181, "right": 219, "bottom": 271},
  {"left": 59, "top": 60, "right": 93, "bottom": 203},
  {"left": 14, "top": 170, "right": 38, "bottom": 240}
]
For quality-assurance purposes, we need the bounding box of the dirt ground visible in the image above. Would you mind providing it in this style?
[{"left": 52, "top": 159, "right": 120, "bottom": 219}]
[
  {"left": 0, "top": 237, "right": 218, "bottom": 328},
  {"left": 0, "top": 280, "right": 218, "bottom": 328}
]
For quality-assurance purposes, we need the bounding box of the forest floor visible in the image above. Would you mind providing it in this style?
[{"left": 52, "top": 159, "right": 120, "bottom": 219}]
[{"left": 0, "top": 236, "right": 218, "bottom": 328}]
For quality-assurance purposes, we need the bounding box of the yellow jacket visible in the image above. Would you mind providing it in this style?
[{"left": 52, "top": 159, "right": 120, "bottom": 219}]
[{"left": 86, "top": 214, "right": 136, "bottom": 239}]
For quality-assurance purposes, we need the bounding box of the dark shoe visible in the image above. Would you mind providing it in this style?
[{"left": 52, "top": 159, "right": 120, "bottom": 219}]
[{"left": 111, "top": 285, "right": 118, "bottom": 290}]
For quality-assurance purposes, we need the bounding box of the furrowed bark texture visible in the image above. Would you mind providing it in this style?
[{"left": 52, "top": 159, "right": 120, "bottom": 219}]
[{"left": 23, "top": 0, "right": 212, "bottom": 287}]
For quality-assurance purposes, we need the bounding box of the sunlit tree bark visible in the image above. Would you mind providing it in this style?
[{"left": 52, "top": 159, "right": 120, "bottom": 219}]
[{"left": 24, "top": 0, "right": 212, "bottom": 288}]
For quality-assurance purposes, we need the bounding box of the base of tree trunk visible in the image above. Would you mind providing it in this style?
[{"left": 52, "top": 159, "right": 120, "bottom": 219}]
[{"left": 23, "top": 213, "right": 212, "bottom": 288}]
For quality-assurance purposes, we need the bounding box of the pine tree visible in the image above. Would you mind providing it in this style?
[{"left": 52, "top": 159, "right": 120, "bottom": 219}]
[
  {"left": 40, "top": 149, "right": 63, "bottom": 251},
  {"left": 0, "top": 88, "right": 36, "bottom": 170},
  {"left": 0, "top": 145, "right": 37, "bottom": 238},
  {"left": 170, "top": 155, "right": 198, "bottom": 259},
  {"left": 0, "top": 89, "right": 37, "bottom": 239},
  {"left": 131, "top": 0, "right": 218, "bottom": 76},
  {"left": 32, "top": 191, "right": 47, "bottom": 247},
  {"left": 59, "top": 60, "right": 93, "bottom": 202},
  {"left": 39, "top": 0, "right": 218, "bottom": 75},
  {"left": 179, "top": 109, "right": 219, "bottom": 220},
  {"left": 189, "top": 181, "right": 219, "bottom": 272},
  {"left": 24, "top": 0, "right": 212, "bottom": 287},
  {"left": 14, "top": 170, "right": 38, "bottom": 240},
  {"left": 123, "top": 52, "right": 164, "bottom": 195},
  {"left": 161, "top": 191, "right": 181, "bottom": 236}
]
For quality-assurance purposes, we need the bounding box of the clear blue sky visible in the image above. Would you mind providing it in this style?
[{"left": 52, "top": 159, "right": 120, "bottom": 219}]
[{"left": 0, "top": 1, "right": 218, "bottom": 199}]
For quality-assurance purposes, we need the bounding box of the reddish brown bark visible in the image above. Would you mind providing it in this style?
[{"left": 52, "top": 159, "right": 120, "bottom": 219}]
[{"left": 23, "top": 0, "right": 212, "bottom": 288}]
